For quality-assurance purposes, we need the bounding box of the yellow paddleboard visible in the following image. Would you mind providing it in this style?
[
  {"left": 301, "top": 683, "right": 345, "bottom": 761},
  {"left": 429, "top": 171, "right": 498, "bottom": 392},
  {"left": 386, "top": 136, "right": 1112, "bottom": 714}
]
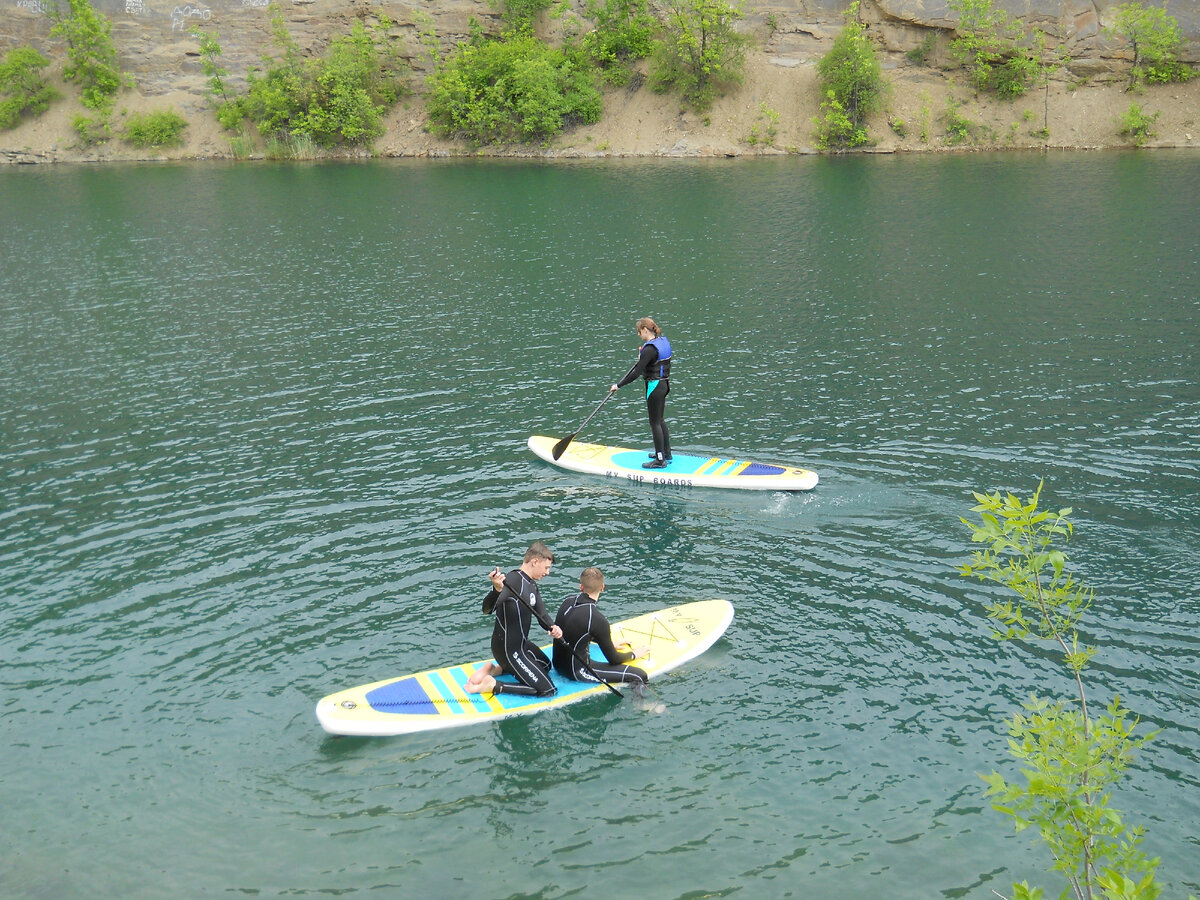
[
  {"left": 528, "top": 435, "right": 818, "bottom": 491},
  {"left": 316, "top": 599, "right": 734, "bottom": 736}
]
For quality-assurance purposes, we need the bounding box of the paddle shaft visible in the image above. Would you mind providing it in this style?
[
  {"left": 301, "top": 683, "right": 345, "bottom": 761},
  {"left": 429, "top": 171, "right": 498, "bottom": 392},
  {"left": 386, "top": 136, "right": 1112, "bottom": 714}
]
[
  {"left": 552, "top": 388, "right": 616, "bottom": 460},
  {"left": 498, "top": 584, "right": 623, "bottom": 698}
]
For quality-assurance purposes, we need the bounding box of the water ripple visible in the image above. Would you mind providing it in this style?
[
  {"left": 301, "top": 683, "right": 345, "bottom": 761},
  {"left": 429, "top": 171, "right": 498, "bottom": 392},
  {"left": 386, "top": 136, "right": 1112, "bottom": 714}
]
[{"left": 2, "top": 156, "right": 1198, "bottom": 899}]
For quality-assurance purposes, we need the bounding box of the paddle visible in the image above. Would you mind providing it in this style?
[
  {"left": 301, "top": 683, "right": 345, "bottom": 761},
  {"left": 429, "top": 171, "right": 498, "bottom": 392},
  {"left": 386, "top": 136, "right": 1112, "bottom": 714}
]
[
  {"left": 552, "top": 388, "right": 616, "bottom": 460},
  {"left": 499, "top": 584, "right": 624, "bottom": 698}
]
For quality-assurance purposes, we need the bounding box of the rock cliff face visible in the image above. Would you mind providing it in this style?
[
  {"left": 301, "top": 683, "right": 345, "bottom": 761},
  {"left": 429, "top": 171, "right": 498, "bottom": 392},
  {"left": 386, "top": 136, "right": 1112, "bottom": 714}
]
[
  {"left": 3, "top": 0, "right": 1197, "bottom": 98},
  {"left": 1, "top": 0, "right": 1198, "bottom": 162},
  {"left": 858, "top": 0, "right": 1198, "bottom": 75}
]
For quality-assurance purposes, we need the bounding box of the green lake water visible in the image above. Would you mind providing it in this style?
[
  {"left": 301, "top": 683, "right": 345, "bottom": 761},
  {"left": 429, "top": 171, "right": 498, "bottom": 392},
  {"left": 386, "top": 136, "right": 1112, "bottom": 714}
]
[{"left": 1, "top": 153, "right": 1198, "bottom": 898}]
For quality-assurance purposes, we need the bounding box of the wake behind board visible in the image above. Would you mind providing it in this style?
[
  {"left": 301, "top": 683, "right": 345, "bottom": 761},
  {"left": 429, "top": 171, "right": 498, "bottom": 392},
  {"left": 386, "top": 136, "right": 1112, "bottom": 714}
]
[
  {"left": 528, "top": 435, "right": 818, "bottom": 492},
  {"left": 316, "top": 599, "right": 734, "bottom": 737}
]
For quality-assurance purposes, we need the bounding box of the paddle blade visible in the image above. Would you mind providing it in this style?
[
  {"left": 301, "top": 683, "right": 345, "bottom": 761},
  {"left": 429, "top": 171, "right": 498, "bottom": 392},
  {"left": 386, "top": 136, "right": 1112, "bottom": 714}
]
[{"left": 551, "top": 433, "right": 576, "bottom": 460}]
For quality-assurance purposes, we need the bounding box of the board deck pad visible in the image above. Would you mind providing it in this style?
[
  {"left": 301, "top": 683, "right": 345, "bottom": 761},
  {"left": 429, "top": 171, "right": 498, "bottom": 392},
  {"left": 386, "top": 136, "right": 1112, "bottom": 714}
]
[
  {"left": 316, "top": 599, "right": 734, "bottom": 736},
  {"left": 528, "top": 435, "right": 818, "bottom": 491}
]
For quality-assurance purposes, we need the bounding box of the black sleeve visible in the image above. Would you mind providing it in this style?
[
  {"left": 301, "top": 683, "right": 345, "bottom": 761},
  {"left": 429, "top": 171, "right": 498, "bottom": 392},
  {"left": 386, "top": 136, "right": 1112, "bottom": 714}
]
[
  {"left": 591, "top": 609, "right": 635, "bottom": 664},
  {"left": 484, "top": 569, "right": 524, "bottom": 616},
  {"left": 493, "top": 572, "right": 529, "bottom": 631},
  {"left": 495, "top": 591, "right": 525, "bottom": 628},
  {"left": 616, "top": 344, "right": 658, "bottom": 388},
  {"left": 482, "top": 588, "right": 500, "bottom": 615}
]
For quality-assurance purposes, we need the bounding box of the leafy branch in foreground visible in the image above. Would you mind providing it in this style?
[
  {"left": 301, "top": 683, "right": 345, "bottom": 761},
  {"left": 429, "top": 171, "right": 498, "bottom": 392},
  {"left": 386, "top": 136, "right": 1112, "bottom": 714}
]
[{"left": 960, "top": 482, "right": 1161, "bottom": 900}]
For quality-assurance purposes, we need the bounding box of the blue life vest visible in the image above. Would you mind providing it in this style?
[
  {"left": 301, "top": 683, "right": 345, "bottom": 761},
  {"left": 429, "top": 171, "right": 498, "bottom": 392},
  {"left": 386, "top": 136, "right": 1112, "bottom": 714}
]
[{"left": 643, "top": 335, "right": 672, "bottom": 381}]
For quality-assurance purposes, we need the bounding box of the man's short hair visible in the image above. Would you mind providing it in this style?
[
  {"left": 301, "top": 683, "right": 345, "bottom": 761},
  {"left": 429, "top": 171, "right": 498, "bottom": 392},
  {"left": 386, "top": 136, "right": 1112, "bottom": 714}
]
[
  {"left": 524, "top": 540, "right": 554, "bottom": 564},
  {"left": 580, "top": 566, "right": 604, "bottom": 593}
]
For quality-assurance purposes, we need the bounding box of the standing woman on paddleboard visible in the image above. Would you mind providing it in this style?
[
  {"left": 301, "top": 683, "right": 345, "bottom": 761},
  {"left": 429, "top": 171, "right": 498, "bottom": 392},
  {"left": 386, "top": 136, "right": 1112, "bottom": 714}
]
[{"left": 610, "top": 317, "right": 673, "bottom": 469}]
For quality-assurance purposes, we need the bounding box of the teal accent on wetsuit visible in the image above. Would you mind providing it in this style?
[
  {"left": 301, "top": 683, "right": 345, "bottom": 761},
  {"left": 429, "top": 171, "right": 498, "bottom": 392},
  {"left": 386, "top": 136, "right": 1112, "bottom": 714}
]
[{"left": 646, "top": 378, "right": 659, "bottom": 398}]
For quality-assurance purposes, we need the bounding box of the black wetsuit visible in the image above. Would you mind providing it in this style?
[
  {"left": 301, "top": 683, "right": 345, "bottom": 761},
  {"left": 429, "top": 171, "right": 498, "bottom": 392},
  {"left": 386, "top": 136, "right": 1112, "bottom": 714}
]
[
  {"left": 482, "top": 569, "right": 556, "bottom": 696},
  {"left": 617, "top": 339, "right": 672, "bottom": 461},
  {"left": 553, "top": 592, "right": 648, "bottom": 686}
]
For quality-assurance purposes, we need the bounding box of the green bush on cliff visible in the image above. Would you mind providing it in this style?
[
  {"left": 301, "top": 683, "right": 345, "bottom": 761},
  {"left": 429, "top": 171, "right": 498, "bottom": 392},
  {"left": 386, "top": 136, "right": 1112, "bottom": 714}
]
[
  {"left": 72, "top": 113, "right": 110, "bottom": 146},
  {"left": 1118, "top": 102, "right": 1159, "bottom": 145},
  {"left": 582, "top": 0, "right": 656, "bottom": 86},
  {"left": 229, "top": 4, "right": 406, "bottom": 148},
  {"left": 814, "top": 2, "right": 885, "bottom": 149},
  {"left": 0, "top": 46, "right": 60, "bottom": 130},
  {"left": 123, "top": 108, "right": 188, "bottom": 148},
  {"left": 193, "top": 28, "right": 228, "bottom": 102},
  {"left": 50, "top": 0, "right": 125, "bottom": 113},
  {"left": 499, "top": 0, "right": 555, "bottom": 29},
  {"left": 947, "top": 0, "right": 1035, "bottom": 98},
  {"left": 192, "top": 28, "right": 247, "bottom": 132},
  {"left": 301, "top": 19, "right": 407, "bottom": 144},
  {"left": 812, "top": 91, "right": 867, "bottom": 151},
  {"left": 1107, "top": 2, "right": 1194, "bottom": 90},
  {"left": 648, "top": 0, "right": 749, "bottom": 111},
  {"left": 426, "top": 26, "right": 602, "bottom": 145}
]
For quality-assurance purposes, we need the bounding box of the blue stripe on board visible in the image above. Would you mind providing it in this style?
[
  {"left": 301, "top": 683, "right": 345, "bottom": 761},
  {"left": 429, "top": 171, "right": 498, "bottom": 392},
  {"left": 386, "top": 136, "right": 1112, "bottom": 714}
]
[
  {"left": 366, "top": 651, "right": 623, "bottom": 717},
  {"left": 427, "top": 670, "right": 467, "bottom": 715},
  {"left": 610, "top": 451, "right": 711, "bottom": 474},
  {"left": 366, "top": 677, "right": 436, "bottom": 714},
  {"left": 740, "top": 463, "right": 786, "bottom": 476},
  {"left": 445, "top": 668, "right": 500, "bottom": 713}
]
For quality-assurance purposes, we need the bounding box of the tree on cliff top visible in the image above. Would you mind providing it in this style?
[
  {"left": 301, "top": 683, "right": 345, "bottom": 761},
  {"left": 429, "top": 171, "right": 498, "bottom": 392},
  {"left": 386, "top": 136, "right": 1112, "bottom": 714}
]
[
  {"left": 50, "top": 0, "right": 124, "bottom": 113},
  {"left": 814, "top": 1, "right": 885, "bottom": 148},
  {"left": 648, "top": 0, "right": 750, "bottom": 111},
  {"left": 1107, "top": 2, "right": 1195, "bottom": 90}
]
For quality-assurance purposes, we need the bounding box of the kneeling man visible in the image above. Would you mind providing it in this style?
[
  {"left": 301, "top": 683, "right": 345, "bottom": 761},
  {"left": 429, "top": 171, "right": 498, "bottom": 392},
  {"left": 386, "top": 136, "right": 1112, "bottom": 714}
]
[{"left": 553, "top": 567, "right": 648, "bottom": 688}]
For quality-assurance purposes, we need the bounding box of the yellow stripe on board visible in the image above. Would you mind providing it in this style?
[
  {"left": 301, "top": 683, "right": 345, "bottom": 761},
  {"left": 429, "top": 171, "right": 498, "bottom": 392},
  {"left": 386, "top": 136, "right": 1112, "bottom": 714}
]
[
  {"left": 436, "top": 668, "right": 479, "bottom": 711},
  {"left": 452, "top": 665, "right": 506, "bottom": 713},
  {"left": 693, "top": 457, "right": 721, "bottom": 476},
  {"left": 730, "top": 461, "right": 751, "bottom": 476},
  {"left": 712, "top": 459, "right": 738, "bottom": 477},
  {"left": 410, "top": 676, "right": 451, "bottom": 720}
]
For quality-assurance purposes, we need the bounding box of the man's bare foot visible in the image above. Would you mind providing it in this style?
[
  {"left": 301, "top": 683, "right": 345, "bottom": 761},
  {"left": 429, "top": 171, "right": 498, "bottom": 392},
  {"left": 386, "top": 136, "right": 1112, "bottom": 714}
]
[
  {"left": 466, "top": 662, "right": 498, "bottom": 687},
  {"left": 464, "top": 674, "right": 497, "bottom": 695}
]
